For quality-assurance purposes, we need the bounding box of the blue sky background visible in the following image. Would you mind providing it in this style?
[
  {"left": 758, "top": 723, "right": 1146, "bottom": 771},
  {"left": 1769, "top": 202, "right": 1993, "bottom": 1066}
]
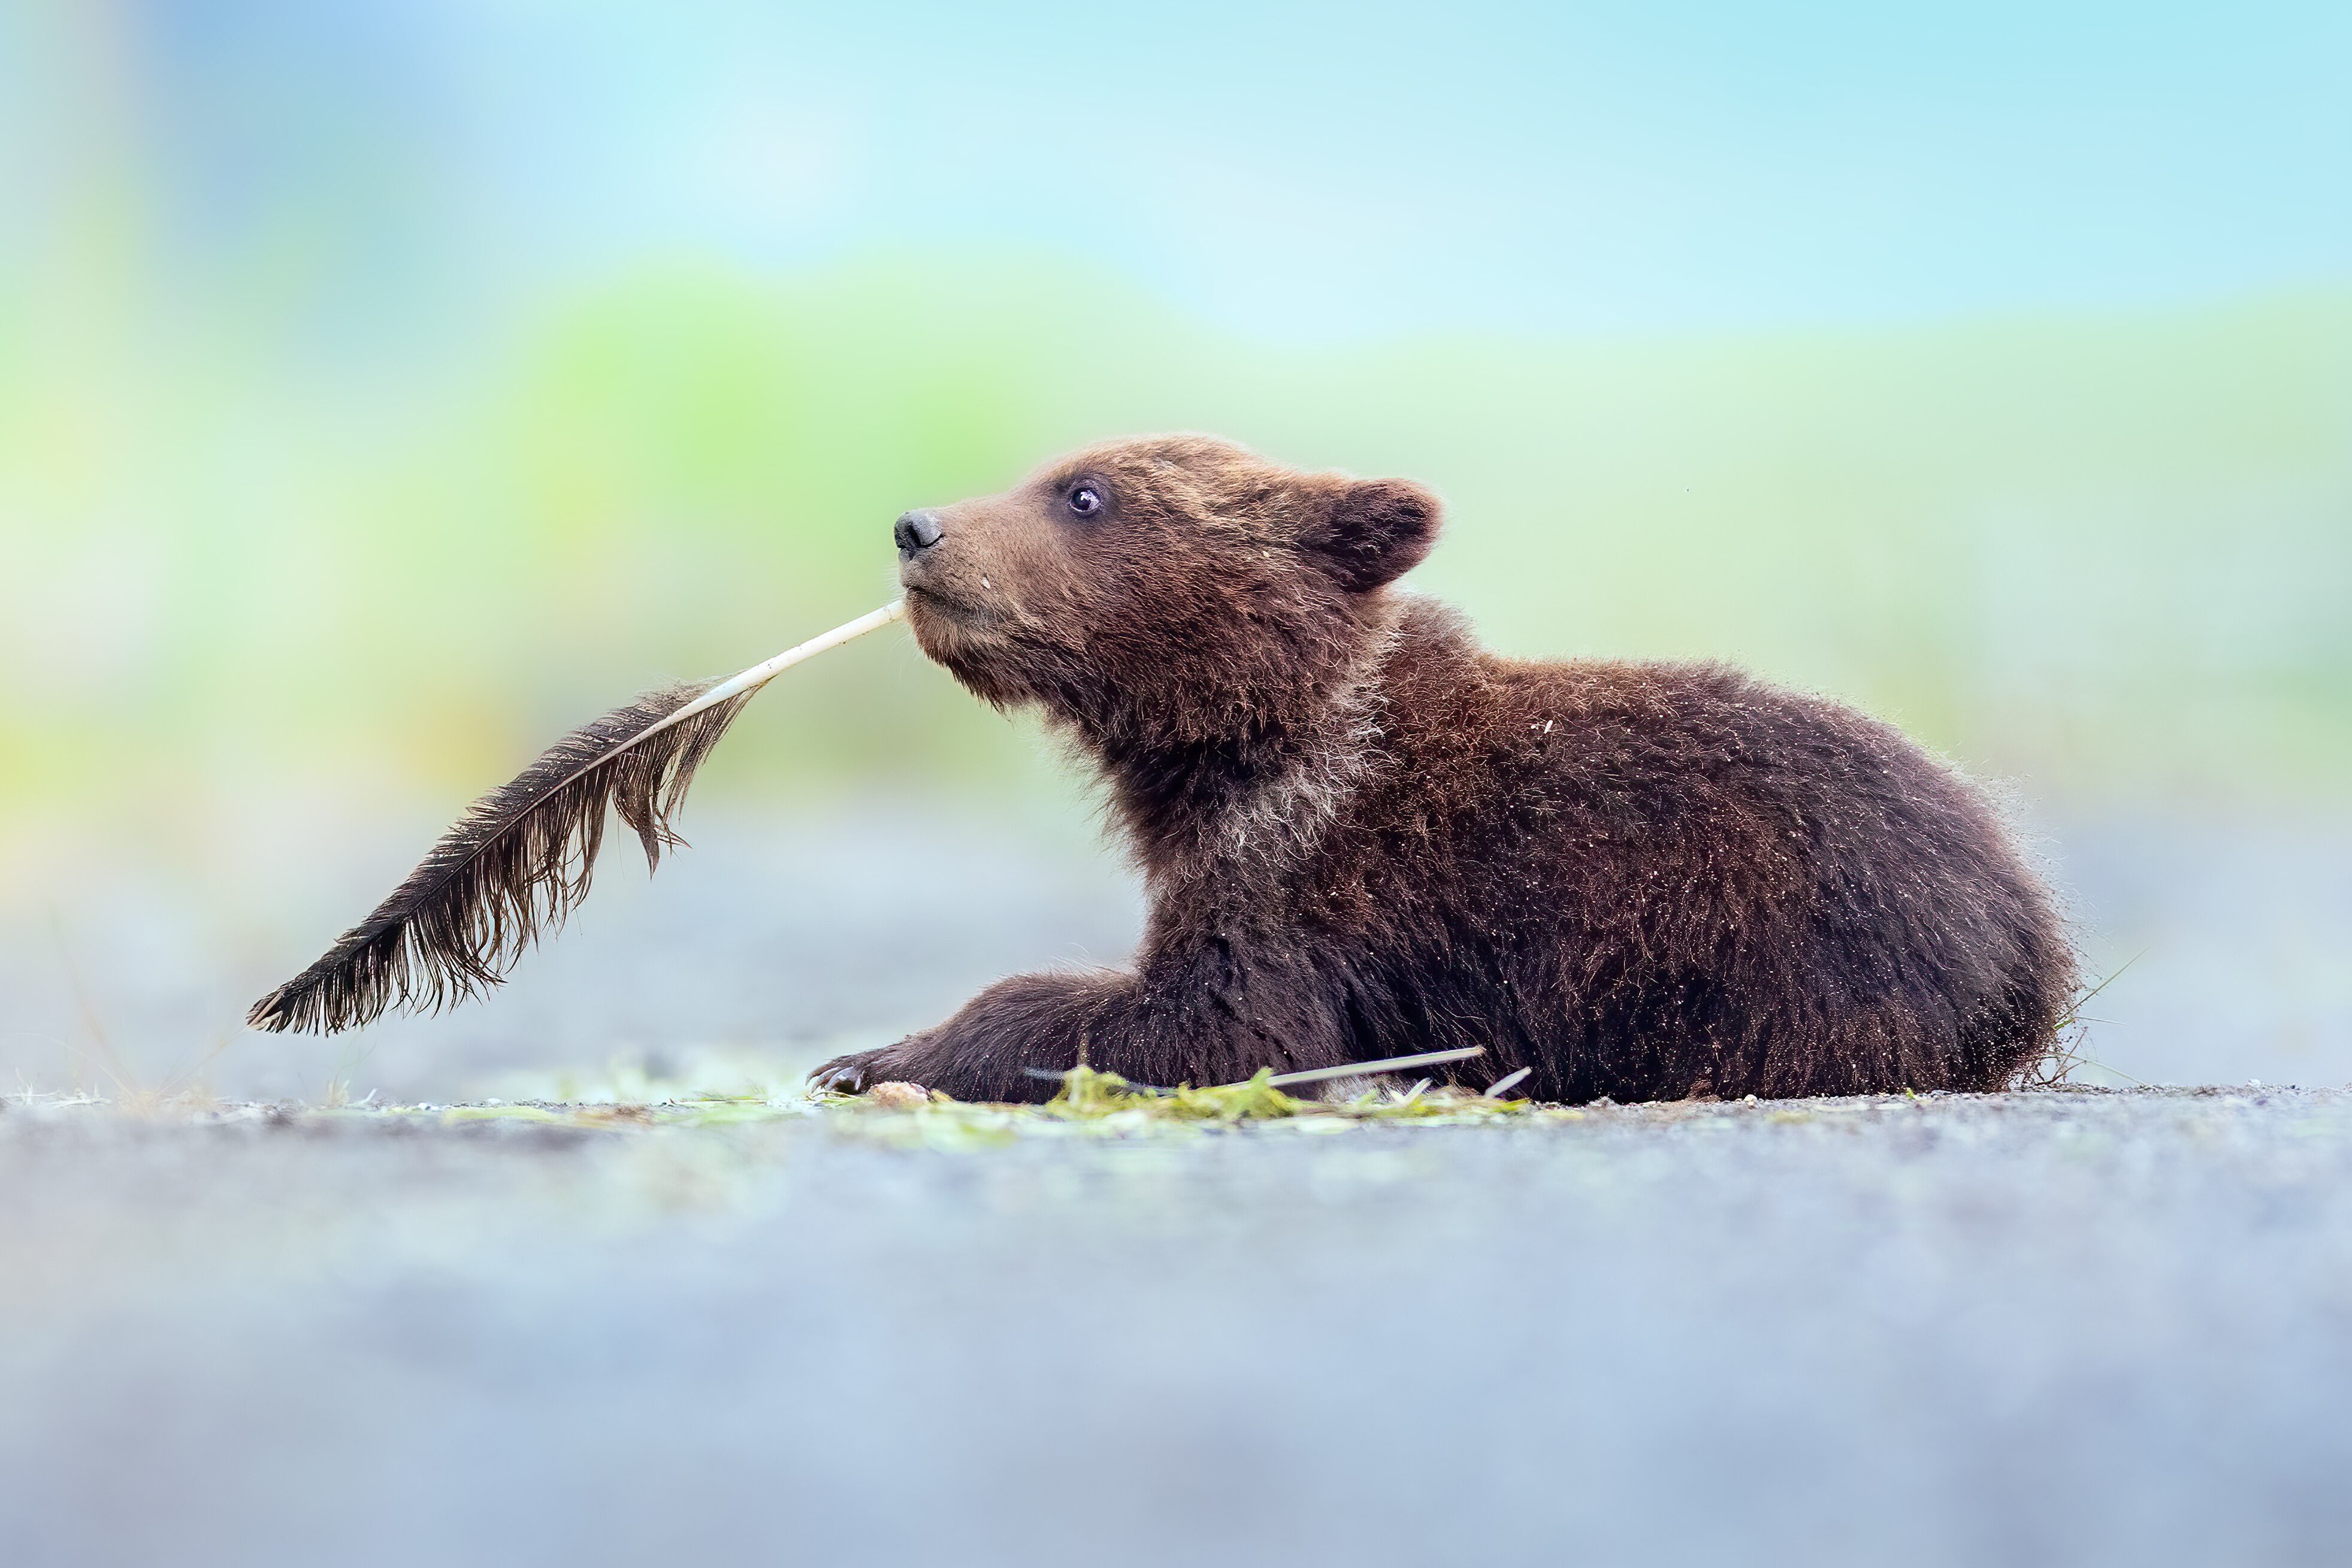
[{"left": 10, "top": 0, "right": 2350, "bottom": 339}]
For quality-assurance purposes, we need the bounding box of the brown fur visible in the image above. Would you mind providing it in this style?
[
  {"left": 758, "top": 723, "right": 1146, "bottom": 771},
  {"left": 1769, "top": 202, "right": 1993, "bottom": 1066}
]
[{"left": 813, "top": 435, "right": 2075, "bottom": 1103}]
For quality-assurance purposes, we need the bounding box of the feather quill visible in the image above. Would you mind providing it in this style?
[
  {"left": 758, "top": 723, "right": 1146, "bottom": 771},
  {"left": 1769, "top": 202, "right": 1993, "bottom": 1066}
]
[{"left": 247, "top": 600, "right": 906, "bottom": 1034}]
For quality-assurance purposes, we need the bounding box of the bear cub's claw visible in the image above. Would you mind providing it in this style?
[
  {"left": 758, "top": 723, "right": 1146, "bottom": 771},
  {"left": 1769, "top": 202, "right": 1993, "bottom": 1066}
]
[{"left": 808, "top": 1046, "right": 905, "bottom": 1097}]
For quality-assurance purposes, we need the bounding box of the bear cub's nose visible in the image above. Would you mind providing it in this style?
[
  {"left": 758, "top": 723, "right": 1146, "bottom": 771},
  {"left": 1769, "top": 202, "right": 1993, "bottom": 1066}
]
[{"left": 894, "top": 509, "right": 944, "bottom": 558}]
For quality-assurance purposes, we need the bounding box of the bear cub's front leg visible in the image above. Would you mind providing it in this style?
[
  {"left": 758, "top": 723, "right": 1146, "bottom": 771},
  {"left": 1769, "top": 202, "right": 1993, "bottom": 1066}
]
[{"left": 808, "top": 971, "right": 1129, "bottom": 1104}]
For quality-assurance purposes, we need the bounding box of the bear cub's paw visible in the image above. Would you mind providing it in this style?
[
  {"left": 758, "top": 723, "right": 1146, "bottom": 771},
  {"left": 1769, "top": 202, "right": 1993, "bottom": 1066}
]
[{"left": 807, "top": 1043, "right": 917, "bottom": 1097}]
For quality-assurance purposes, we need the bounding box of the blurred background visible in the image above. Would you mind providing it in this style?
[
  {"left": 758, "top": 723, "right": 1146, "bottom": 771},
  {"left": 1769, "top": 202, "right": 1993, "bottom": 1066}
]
[{"left": 3, "top": 0, "right": 2347, "bottom": 1100}]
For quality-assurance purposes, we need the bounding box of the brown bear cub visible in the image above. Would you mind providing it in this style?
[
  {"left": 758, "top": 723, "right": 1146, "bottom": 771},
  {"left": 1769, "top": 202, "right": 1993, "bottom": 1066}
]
[{"left": 812, "top": 435, "right": 2074, "bottom": 1104}]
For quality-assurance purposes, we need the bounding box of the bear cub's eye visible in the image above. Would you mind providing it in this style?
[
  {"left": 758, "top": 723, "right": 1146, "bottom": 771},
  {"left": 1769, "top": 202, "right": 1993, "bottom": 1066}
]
[{"left": 1067, "top": 483, "right": 1105, "bottom": 518}]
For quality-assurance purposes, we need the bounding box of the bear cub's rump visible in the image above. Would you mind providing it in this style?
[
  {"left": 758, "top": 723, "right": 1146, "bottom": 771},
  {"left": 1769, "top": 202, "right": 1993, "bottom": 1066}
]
[{"left": 813, "top": 435, "right": 2073, "bottom": 1104}]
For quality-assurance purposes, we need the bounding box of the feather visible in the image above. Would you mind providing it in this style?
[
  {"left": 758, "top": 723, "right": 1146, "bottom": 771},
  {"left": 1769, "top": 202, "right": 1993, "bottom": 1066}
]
[{"left": 247, "top": 600, "right": 906, "bottom": 1034}]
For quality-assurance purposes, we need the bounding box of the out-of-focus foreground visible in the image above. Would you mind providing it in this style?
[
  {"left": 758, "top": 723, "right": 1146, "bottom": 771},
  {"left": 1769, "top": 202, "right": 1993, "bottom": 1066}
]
[{"left": 5, "top": 1089, "right": 2351, "bottom": 1568}]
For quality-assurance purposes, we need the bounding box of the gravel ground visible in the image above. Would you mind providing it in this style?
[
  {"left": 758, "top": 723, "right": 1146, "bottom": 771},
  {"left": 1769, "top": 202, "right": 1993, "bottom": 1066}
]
[{"left": 4, "top": 1086, "right": 2351, "bottom": 1567}]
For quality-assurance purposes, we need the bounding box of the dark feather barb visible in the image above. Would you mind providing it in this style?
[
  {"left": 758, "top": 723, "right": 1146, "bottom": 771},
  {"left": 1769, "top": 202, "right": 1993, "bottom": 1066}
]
[{"left": 246, "top": 680, "right": 753, "bottom": 1034}]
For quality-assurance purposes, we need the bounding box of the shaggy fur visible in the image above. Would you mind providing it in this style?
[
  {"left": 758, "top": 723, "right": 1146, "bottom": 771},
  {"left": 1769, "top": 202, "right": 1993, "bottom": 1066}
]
[{"left": 812, "top": 435, "right": 2075, "bottom": 1103}]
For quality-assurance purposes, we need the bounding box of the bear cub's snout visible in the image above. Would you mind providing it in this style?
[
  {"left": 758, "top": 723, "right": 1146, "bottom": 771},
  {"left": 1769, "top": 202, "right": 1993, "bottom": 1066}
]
[{"left": 893, "top": 508, "right": 944, "bottom": 558}]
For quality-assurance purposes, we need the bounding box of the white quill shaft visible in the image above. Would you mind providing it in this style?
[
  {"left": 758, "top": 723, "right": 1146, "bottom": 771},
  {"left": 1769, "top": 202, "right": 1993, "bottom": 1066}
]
[{"left": 606, "top": 599, "right": 905, "bottom": 758}]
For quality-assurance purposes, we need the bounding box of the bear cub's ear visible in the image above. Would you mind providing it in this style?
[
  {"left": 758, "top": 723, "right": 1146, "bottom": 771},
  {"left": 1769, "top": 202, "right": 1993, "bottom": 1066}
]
[{"left": 1303, "top": 477, "right": 1443, "bottom": 593}]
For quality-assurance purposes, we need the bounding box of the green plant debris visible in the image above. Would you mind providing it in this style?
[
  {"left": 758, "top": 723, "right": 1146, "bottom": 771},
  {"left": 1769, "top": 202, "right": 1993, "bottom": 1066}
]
[
  {"left": 277, "top": 1064, "right": 1561, "bottom": 1142},
  {"left": 8, "top": 1058, "right": 1574, "bottom": 1143},
  {"left": 792, "top": 1063, "right": 1555, "bottom": 1141},
  {"left": 792, "top": 1066, "right": 1565, "bottom": 1149},
  {"left": 1026, "top": 1063, "right": 1539, "bottom": 1125}
]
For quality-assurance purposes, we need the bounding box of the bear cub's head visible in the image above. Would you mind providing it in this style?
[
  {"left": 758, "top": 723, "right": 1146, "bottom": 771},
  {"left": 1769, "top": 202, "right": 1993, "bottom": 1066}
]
[{"left": 893, "top": 435, "right": 1441, "bottom": 746}]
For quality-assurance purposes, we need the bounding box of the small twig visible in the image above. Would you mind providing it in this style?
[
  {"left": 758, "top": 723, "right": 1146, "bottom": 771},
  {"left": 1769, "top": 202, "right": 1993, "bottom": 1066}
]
[
  {"left": 1021, "top": 1044, "right": 1486, "bottom": 1096},
  {"left": 1483, "top": 1066, "right": 1533, "bottom": 1099},
  {"left": 1261, "top": 1046, "right": 1483, "bottom": 1090}
]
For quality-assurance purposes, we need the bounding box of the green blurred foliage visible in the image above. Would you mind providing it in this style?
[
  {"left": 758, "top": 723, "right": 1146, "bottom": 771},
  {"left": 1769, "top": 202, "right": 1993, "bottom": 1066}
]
[{"left": 3, "top": 257, "right": 2348, "bottom": 828}]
